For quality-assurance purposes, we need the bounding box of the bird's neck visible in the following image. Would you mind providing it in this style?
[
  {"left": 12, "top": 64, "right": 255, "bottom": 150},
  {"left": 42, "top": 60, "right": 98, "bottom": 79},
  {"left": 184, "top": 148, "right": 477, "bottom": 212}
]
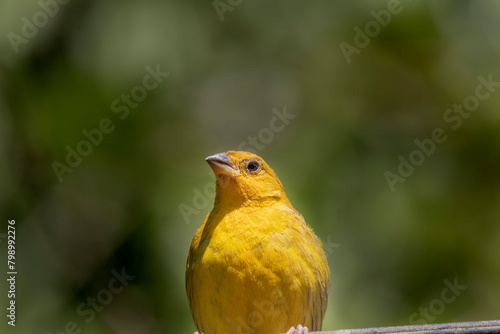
[{"left": 213, "top": 180, "right": 290, "bottom": 211}]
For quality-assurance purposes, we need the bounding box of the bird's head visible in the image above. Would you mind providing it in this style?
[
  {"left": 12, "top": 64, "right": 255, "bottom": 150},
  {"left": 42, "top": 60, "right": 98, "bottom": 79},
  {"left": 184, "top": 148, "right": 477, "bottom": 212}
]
[{"left": 206, "top": 151, "right": 288, "bottom": 207}]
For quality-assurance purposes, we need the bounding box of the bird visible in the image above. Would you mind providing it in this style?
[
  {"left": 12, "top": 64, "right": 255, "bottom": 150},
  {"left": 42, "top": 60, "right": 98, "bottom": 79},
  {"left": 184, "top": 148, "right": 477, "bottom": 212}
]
[{"left": 186, "top": 151, "right": 330, "bottom": 334}]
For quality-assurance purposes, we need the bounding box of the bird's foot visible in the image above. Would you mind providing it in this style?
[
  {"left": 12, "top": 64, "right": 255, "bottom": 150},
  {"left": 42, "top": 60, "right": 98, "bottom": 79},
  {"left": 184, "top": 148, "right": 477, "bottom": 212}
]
[{"left": 287, "top": 325, "right": 309, "bottom": 334}]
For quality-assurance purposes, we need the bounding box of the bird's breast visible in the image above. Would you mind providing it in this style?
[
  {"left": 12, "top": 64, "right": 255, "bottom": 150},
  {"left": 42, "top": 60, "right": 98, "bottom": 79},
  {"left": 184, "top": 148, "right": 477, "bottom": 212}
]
[{"left": 187, "top": 203, "right": 329, "bottom": 334}]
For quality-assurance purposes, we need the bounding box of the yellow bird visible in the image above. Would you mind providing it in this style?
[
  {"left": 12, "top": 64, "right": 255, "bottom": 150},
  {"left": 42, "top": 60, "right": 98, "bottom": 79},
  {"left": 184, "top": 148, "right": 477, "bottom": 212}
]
[{"left": 186, "top": 151, "right": 330, "bottom": 334}]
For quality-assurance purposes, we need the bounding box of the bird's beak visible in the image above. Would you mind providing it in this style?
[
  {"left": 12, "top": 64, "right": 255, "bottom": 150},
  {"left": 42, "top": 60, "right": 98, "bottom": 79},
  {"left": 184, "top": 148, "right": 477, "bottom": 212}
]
[{"left": 206, "top": 152, "right": 237, "bottom": 177}]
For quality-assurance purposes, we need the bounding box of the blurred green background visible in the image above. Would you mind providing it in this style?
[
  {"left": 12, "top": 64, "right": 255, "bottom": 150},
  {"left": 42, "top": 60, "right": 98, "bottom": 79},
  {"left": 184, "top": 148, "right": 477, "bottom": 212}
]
[{"left": 1, "top": 0, "right": 500, "bottom": 333}]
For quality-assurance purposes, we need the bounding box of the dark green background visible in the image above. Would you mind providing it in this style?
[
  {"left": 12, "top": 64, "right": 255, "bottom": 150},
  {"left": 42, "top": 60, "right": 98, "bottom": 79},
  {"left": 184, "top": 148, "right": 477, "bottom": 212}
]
[{"left": 1, "top": 0, "right": 499, "bottom": 333}]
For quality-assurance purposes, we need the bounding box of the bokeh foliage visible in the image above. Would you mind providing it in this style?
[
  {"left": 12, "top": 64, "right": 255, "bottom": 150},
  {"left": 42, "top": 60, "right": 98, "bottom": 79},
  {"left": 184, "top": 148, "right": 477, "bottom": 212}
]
[{"left": 1, "top": 0, "right": 500, "bottom": 333}]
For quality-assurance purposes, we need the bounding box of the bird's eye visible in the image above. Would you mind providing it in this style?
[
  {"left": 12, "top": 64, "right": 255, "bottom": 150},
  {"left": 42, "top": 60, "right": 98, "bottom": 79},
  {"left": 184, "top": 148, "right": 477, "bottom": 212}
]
[{"left": 246, "top": 161, "right": 261, "bottom": 173}]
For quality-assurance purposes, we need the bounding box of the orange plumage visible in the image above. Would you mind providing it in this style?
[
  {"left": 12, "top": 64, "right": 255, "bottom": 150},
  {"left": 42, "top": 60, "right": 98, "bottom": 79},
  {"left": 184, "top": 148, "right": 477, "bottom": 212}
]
[{"left": 186, "top": 151, "right": 330, "bottom": 334}]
